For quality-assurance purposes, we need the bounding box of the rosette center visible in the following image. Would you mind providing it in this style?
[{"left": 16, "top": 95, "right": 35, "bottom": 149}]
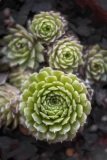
[{"left": 46, "top": 94, "right": 63, "bottom": 106}]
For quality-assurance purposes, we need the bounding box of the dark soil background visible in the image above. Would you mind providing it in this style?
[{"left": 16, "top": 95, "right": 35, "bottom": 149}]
[{"left": 0, "top": 0, "right": 107, "bottom": 160}]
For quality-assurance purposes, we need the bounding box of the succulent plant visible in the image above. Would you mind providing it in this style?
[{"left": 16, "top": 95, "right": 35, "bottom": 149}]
[
  {"left": 9, "top": 68, "right": 31, "bottom": 89},
  {"left": 48, "top": 37, "right": 83, "bottom": 73},
  {"left": 3, "top": 24, "right": 44, "bottom": 69},
  {"left": 84, "top": 45, "right": 107, "bottom": 82},
  {"left": 29, "top": 11, "right": 66, "bottom": 43},
  {"left": 0, "top": 84, "right": 20, "bottom": 128},
  {"left": 20, "top": 67, "right": 91, "bottom": 142}
]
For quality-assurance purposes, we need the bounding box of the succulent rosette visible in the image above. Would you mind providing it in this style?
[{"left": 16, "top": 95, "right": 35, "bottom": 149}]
[
  {"left": 9, "top": 68, "right": 31, "bottom": 89},
  {"left": 48, "top": 37, "right": 83, "bottom": 73},
  {"left": 84, "top": 45, "right": 107, "bottom": 82},
  {"left": 20, "top": 67, "right": 91, "bottom": 142},
  {"left": 0, "top": 84, "right": 20, "bottom": 128},
  {"left": 4, "top": 24, "right": 44, "bottom": 69},
  {"left": 29, "top": 11, "right": 66, "bottom": 43}
]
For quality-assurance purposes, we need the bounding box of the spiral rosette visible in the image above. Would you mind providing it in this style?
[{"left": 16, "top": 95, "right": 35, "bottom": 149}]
[
  {"left": 9, "top": 68, "right": 31, "bottom": 89},
  {"left": 29, "top": 11, "right": 67, "bottom": 43},
  {"left": 20, "top": 67, "right": 91, "bottom": 142},
  {"left": 84, "top": 45, "right": 107, "bottom": 82},
  {"left": 48, "top": 37, "right": 83, "bottom": 73},
  {"left": 3, "top": 24, "right": 44, "bottom": 69},
  {"left": 0, "top": 84, "right": 20, "bottom": 128}
]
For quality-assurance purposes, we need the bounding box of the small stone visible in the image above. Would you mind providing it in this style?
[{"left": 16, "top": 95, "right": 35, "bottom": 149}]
[
  {"left": 104, "top": 98, "right": 107, "bottom": 105},
  {"left": 3, "top": 8, "right": 11, "bottom": 18},
  {"left": 101, "top": 116, "right": 107, "bottom": 121},
  {"left": 95, "top": 88, "right": 107, "bottom": 108},
  {"left": 65, "top": 148, "right": 75, "bottom": 157},
  {"left": 100, "top": 38, "right": 107, "bottom": 49},
  {"left": 98, "top": 0, "right": 107, "bottom": 11},
  {"left": 77, "top": 25, "right": 91, "bottom": 37},
  {"left": 90, "top": 124, "right": 98, "bottom": 132}
]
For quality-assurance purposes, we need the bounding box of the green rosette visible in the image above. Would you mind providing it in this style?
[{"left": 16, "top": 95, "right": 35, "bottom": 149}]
[
  {"left": 48, "top": 37, "right": 83, "bottom": 73},
  {"left": 29, "top": 11, "right": 66, "bottom": 43},
  {"left": 3, "top": 24, "right": 44, "bottom": 69},
  {"left": 0, "top": 84, "right": 20, "bottom": 128},
  {"left": 20, "top": 67, "right": 91, "bottom": 142},
  {"left": 84, "top": 45, "right": 107, "bottom": 82},
  {"left": 9, "top": 68, "right": 31, "bottom": 89}
]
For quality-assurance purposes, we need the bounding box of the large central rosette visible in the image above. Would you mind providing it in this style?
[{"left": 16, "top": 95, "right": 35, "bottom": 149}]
[
  {"left": 48, "top": 37, "right": 83, "bottom": 73},
  {"left": 20, "top": 67, "right": 91, "bottom": 142},
  {"left": 29, "top": 11, "right": 66, "bottom": 43}
]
